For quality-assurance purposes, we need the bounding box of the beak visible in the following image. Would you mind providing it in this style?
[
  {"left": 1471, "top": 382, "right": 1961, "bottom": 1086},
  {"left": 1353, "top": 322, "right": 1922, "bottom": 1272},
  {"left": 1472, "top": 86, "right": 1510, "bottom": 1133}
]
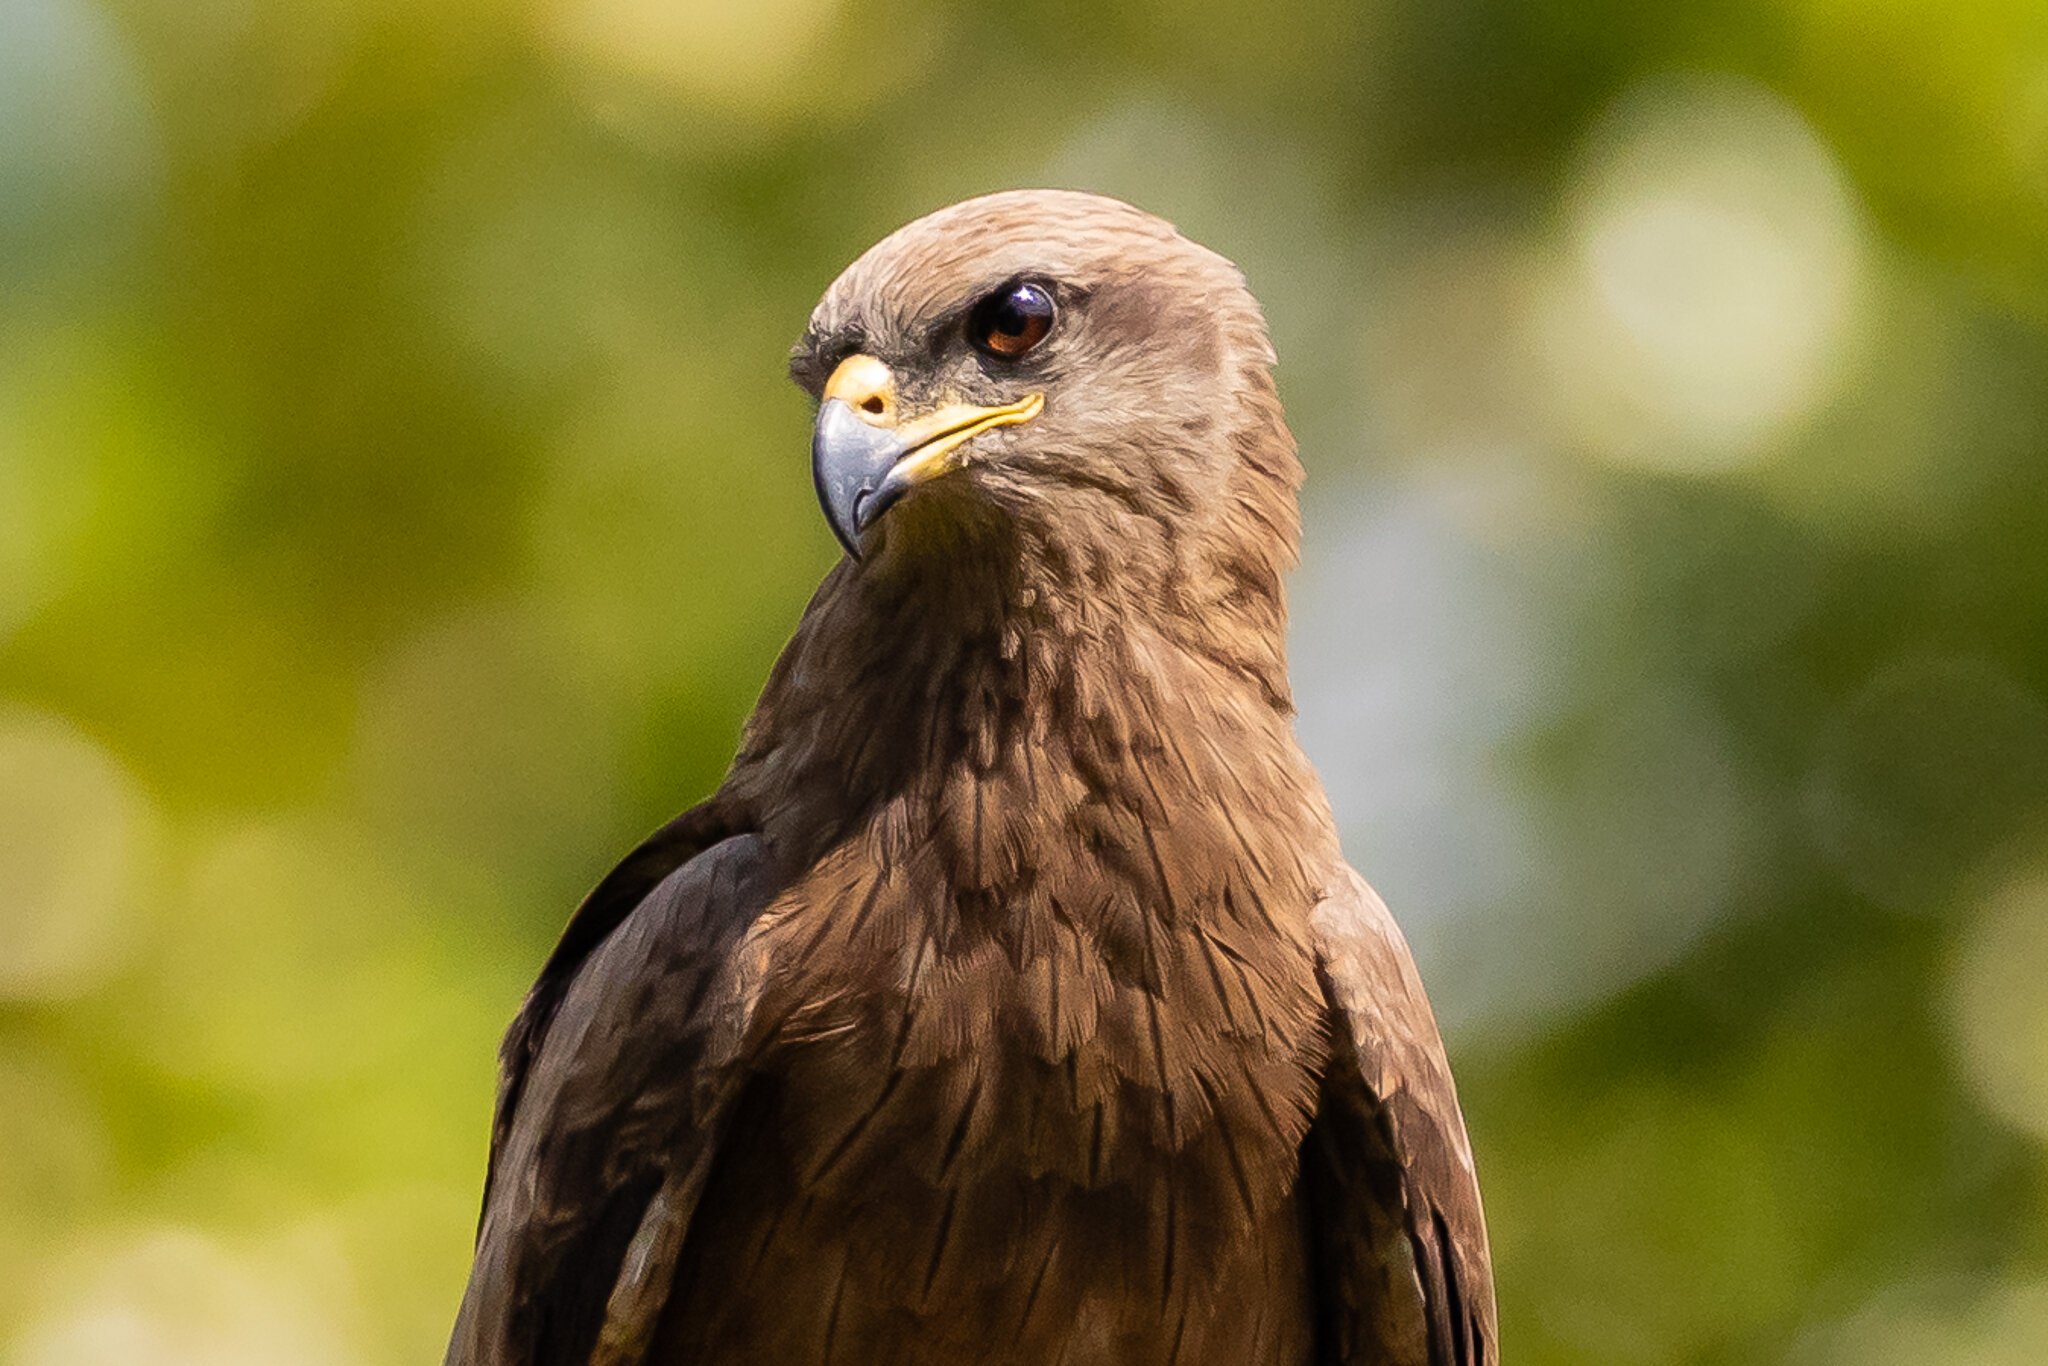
[{"left": 811, "top": 354, "right": 1043, "bottom": 556}]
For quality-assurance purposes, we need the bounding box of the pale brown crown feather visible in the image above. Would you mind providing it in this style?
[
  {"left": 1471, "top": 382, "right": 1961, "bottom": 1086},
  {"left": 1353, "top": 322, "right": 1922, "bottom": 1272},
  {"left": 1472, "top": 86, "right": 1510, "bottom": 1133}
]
[{"left": 798, "top": 197, "right": 1295, "bottom": 587}]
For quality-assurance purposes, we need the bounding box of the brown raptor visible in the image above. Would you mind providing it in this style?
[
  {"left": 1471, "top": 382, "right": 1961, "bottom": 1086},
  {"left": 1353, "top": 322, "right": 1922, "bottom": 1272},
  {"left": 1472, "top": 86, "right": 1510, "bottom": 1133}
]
[{"left": 447, "top": 189, "right": 1495, "bottom": 1366}]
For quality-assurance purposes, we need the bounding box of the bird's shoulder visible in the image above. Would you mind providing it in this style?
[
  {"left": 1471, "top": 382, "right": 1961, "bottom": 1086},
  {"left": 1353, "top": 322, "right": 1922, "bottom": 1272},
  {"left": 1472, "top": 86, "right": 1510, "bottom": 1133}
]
[
  {"left": 451, "top": 814, "right": 777, "bottom": 1366},
  {"left": 1305, "top": 861, "right": 1497, "bottom": 1366},
  {"left": 486, "top": 799, "right": 754, "bottom": 1185}
]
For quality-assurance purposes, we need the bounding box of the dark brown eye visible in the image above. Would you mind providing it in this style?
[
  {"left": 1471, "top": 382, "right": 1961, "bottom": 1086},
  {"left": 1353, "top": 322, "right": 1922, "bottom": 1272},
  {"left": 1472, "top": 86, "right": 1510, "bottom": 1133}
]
[{"left": 968, "top": 281, "right": 1056, "bottom": 359}]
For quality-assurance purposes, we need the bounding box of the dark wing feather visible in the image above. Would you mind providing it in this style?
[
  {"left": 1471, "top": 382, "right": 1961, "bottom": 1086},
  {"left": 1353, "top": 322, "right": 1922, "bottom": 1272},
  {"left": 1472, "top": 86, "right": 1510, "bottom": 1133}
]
[
  {"left": 1303, "top": 862, "right": 1496, "bottom": 1366},
  {"left": 448, "top": 830, "right": 774, "bottom": 1366},
  {"left": 486, "top": 799, "right": 753, "bottom": 1204}
]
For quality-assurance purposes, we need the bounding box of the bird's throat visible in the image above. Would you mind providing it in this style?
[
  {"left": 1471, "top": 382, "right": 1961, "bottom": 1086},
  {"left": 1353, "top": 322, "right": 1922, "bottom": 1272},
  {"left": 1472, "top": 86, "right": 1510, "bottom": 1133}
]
[{"left": 729, "top": 536, "right": 1332, "bottom": 926}]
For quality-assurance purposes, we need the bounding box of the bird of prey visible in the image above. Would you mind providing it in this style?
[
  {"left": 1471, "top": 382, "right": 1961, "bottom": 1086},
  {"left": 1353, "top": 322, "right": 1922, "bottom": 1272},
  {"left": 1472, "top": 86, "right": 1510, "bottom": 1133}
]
[{"left": 447, "top": 189, "right": 1494, "bottom": 1366}]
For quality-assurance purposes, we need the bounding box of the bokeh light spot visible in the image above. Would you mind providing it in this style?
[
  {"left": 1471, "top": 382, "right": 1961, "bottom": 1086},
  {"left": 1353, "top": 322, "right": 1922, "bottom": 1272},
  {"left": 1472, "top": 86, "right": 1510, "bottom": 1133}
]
[
  {"left": 0, "top": 1052, "right": 112, "bottom": 1321},
  {"left": 133, "top": 820, "right": 427, "bottom": 1090},
  {"left": 0, "top": 707, "right": 156, "bottom": 1001},
  {"left": 535, "top": 0, "right": 878, "bottom": 140},
  {"left": 1811, "top": 1278, "right": 2048, "bottom": 1366},
  {"left": 1294, "top": 463, "right": 1770, "bottom": 1036},
  {"left": 10, "top": 1228, "right": 363, "bottom": 1366},
  {"left": 1950, "top": 863, "right": 2048, "bottom": 1144},
  {"left": 0, "top": 0, "right": 160, "bottom": 259},
  {"left": 1539, "top": 72, "right": 1868, "bottom": 471}
]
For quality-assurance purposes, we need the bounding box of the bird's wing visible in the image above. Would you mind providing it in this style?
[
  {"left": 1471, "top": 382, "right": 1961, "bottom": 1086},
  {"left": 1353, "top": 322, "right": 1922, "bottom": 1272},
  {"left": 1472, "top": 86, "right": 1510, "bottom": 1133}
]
[
  {"left": 1303, "top": 861, "right": 1497, "bottom": 1366},
  {"left": 448, "top": 827, "right": 773, "bottom": 1366},
  {"left": 486, "top": 799, "right": 753, "bottom": 1201}
]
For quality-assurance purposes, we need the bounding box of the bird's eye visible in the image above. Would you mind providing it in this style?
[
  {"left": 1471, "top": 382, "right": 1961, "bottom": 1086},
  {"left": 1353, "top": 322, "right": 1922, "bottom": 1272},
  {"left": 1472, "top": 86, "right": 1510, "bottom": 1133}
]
[{"left": 968, "top": 281, "right": 1056, "bottom": 360}]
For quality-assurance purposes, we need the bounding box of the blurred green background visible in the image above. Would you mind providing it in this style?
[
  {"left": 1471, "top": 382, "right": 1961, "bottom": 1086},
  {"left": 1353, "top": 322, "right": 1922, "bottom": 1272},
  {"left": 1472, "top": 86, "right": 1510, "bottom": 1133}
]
[{"left": 5, "top": 0, "right": 2048, "bottom": 1361}]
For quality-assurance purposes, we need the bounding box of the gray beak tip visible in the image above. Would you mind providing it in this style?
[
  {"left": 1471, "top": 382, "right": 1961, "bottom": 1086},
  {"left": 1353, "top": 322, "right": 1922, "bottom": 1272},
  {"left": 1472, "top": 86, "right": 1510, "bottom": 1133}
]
[{"left": 811, "top": 398, "right": 906, "bottom": 558}]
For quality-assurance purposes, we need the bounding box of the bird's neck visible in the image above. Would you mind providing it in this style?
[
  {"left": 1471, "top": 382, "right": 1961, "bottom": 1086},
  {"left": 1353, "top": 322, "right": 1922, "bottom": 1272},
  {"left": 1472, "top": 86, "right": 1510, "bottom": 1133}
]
[{"left": 727, "top": 537, "right": 1335, "bottom": 899}]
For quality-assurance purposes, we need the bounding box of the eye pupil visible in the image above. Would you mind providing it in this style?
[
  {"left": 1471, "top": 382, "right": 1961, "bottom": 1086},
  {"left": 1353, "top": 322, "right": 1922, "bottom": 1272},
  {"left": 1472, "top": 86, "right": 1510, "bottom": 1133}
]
[{"left": 970, "top": 281, "right": 1055, "bottom": 359}]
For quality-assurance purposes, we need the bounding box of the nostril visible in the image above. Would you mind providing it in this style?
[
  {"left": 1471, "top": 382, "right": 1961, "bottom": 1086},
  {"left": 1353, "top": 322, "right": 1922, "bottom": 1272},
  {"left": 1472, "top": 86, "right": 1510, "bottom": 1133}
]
[{"left": 859, "top": 396, "right": 886, "bottom": 415}]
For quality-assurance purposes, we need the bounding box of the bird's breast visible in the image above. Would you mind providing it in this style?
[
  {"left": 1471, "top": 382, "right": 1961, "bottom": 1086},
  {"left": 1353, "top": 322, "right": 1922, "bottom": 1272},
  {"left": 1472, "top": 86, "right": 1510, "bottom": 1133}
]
[
  {"left": 651, "top": 846, "right": 1330, "bottom": 1363},
  {"left": 747, "top": 831, "right": 1331, "bottom": 1194}
]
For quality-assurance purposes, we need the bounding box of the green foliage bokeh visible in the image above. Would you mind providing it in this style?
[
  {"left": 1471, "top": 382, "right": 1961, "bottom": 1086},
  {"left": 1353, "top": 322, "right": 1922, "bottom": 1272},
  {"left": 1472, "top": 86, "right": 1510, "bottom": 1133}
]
[{"left": 4, "top": 0, "right": 2048, "bottom": 1361}]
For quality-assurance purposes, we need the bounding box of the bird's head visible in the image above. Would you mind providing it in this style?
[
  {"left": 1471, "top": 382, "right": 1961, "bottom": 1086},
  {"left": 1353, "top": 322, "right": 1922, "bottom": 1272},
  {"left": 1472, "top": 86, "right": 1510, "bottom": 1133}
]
[{"left": 790, "top": 190, "right": 1301, "bottom": 612}]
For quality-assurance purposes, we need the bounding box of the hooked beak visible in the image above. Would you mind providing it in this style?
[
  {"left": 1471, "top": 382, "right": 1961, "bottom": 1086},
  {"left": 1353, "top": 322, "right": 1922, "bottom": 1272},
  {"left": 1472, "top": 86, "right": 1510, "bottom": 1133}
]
[{"left": 810, "top": 354, "right": 1043, "bottom": 556}]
